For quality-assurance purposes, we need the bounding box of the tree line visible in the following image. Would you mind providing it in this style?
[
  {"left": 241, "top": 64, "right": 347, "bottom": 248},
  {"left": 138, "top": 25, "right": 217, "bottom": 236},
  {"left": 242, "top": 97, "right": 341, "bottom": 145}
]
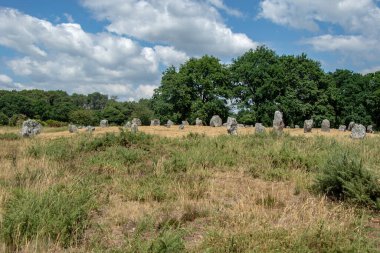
[
  {"left": 1, "top": 46, "right": 379, "bottom": 128},
  {"left": 0, "top": 90, "right": 154, "bottom": 127},
  {"left": 153, "top": 46, "right": 380, "bottom": 128}
]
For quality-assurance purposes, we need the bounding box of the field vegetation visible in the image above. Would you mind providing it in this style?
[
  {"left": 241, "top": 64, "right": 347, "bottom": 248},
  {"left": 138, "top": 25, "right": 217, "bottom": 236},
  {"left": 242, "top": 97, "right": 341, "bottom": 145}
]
[{"left": 0, "top": 127, "right": 379, "bottom": 252}]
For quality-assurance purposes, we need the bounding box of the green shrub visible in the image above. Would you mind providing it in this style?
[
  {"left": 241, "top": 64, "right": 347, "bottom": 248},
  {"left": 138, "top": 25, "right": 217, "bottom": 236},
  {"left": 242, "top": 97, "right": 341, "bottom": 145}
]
[
  {"left": 0, "top": 111, "right": 9, "bottom": 125},
  {"left": 78, "top": 130, "right": 153, "bottom": 152},
  {"left": 8, "top": 114, "right": 27, "bottom": 126},
  {"left": 314, "top": 152, "right": 380, "bottom": 209},
  {"left": 1, "top": 184, "right": 96, "bottom": 248},
  {"left": 45, "top": 119, "right": 67, "bottom": 127},
  {"left": 0, "top": 133, "right": 20, "bottom": 141}
]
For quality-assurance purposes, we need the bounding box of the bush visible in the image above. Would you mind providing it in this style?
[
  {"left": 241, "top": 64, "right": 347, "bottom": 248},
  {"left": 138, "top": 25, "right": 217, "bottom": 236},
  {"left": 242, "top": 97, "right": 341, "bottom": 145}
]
[
  {"left": 1, "top": 184, "right": 96, "bottom": 248},
  {"left": 45, "top": 119, "right": 67, "bottom": 127},
  {"left": 68, "top": 109, "right": 98, "bottom": 126},
  {"left": 314, "top": 152, "right": 380, "bottom": 209},
  {"left": 8, "top": 114, "right": 27, "bottom": 126}
]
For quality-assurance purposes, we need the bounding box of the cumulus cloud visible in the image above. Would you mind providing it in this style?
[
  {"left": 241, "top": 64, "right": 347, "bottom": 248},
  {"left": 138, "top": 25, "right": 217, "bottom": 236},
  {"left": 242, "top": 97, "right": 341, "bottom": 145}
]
[
  {"left": 259, "top": 0, "right": 380, "bottom": 71},
  {"left": 259, "top": 0, "right": 379, "bottom": 33},
  {"left": 0, "top": 8, "right": 190, "bottom": 100},
  {"left": 80, "top": 0, "right": 257, "bottom": 58},
  {"left": 0, "top": 1, "right": 258, "bottom": 99},
  {"left": 207, "top": 0, "right": 243, "bottom": 17},
  {"left": 0, "top": 73, "right": 28, "bottom": 90},
  {"left": 361, "top": 65, "right": 380, "bottom": 74},
  {"left": 0, "top": 74, "right": 12, "bottom": 85}
]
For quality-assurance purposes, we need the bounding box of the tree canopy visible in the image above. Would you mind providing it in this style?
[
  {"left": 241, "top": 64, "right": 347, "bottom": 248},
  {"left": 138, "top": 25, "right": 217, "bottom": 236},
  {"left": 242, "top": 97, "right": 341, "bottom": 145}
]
[{"left": 1, "top": 46, "right": 379, "bottom": 128}]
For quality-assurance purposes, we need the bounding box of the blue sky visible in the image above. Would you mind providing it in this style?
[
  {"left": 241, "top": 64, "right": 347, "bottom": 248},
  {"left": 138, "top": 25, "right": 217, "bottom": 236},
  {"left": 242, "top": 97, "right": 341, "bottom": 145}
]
[{"left": 0, "top": 0, "right": 379, "bottom": 100}]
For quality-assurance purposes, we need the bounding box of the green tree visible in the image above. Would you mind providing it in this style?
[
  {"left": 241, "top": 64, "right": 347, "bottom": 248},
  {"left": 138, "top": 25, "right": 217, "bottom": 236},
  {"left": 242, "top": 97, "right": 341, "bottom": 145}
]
[
  {"left": 130, "top": 99, "right": 155, "bottom": 125},
  {"left": 230, "top": 46, "right": 281, "bottom": 125},
  {"left": 0, "top": 112, "right": 9, "bottom": 126},
  {"left": 68, "top": 110, "right": 98, "bottom": 126},
  {"left": 101, "top": 105, "right": 125, "bottom": 125},
  {"left": 153, "top": 55, "right": 231, "bottom": 124}
]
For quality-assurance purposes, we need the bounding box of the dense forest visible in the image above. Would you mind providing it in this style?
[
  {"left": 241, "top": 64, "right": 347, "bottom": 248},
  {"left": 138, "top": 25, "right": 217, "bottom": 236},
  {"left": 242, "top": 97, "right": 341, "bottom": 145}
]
[{"left": 1, "top": 46, "right": 379, "bottom": 128}]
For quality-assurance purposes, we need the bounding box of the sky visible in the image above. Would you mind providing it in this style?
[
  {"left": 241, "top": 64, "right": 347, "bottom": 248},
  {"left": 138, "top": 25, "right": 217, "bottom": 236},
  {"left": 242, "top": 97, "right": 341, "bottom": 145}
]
[{"left": 0, "top": 0, "right": 379, "bottom": 101}]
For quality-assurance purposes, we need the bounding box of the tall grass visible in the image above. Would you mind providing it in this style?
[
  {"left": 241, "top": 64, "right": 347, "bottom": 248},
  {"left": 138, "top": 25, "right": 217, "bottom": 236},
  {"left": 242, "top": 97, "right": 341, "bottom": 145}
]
[
  {"left": 1, "top": 183, "right": 97, "bottom": 249},
  {"left": 0, "top": 129, "right": 379, "bottom": 252}
]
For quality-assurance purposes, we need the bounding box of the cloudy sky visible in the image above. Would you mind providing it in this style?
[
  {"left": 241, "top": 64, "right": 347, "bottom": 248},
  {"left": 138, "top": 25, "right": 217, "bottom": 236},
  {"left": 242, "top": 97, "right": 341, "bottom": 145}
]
[{"left": 0, "top": 0, "right": 379, "bottom": 100}]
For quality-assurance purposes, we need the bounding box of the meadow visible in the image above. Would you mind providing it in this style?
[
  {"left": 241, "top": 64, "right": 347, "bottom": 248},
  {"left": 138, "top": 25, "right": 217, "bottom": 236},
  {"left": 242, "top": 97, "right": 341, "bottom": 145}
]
[{"left": 0, "top": 126, "right": 379, "bottom": 252}]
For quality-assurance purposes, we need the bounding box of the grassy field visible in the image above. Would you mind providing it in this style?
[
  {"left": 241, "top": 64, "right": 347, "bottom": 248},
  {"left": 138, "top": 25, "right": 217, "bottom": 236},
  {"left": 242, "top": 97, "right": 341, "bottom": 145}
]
[
  {"left": 0, "top": 125, "right": 375, "bottom": 139},
  {"left": 0, "top": 126, "right": 379, "bottom": 252}
]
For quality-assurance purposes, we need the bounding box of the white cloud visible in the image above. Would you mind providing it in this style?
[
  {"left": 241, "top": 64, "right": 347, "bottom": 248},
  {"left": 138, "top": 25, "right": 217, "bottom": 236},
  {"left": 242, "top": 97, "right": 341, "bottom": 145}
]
[
  {"left": 259, "top": 0, "right": 380, "bottom": 71},
  {"left": 303, "top": 35, "right": 377, "bottom": 52},
  {"left": 0, "top": 74, "right": 29, "bottom": 90},
  {"left": 64, "top": 13, "right": 74, "bottom": 23},
  {"left": 0, "top": 74, "right": 12, "bottom": 84},
  {"left": 154, "top": 46, "right": 189, "bottom": 67},
  {"left": 207, "top": 0, "right": 243, "bottom": 17},
  {"left": 361, "top": 65, "right": 380, "bottom": 74},
  {"left": 0, "top": 2, "right": 257, "bottom": 99},
  {"left": 0, "top": 8, "right": 190, "bottom": 100},
  {"left": 259, "top": 0, "right": 379, "bottom": 33},
  {"left": 81, "top": 0, "right": 257, "bottom": 58}
]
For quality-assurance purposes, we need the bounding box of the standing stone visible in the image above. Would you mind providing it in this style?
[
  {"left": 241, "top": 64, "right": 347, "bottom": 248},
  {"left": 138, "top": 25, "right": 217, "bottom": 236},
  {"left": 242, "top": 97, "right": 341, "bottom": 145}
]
[
  {"left": 21, "top": 119, "right": 42, "bottom": 137},
  {"left": 86, "top": 126, "right": 95, "bottom": 132},
  {"left": 68, "top": 124, "right": 78, "bottom": 133},
  {"left": 195, "top": 118, "right": 203, "bottom": 126},
  {"left": 226, "top": 117, "right": 236, "bottom": 125},
  {"left": 339, "top": 125, "right": 347, "bottom": 131},
  {"left": 100, "top": 119, "right": 109, "bottom": 128},
  {"left": 179, "top": 124, "right": 185, "bottom": 130},
  {"left": 78, "top": 126, "right": 83, "bottom": 129},
  {"left": 210, "top": 115, "right": 223, "bottom": 127},
  {"left": 131, "top": 123, "right": 138, "bottom": 133},
  {"left": 238, "top": 124, "right": 245, "bottom": 128},
  {"left": 182, "top": 120, "right": 189, "bottom": 126},
  {"left": 367, "top": 125, "right": 374, "bottom": 133},
  {"left": 150, "top": 119, "right": 160, "bottom": 126},
  {"left": 255, "top": 123, "right": 266, "bottom": 134},
  {"left": 321, "top": 119, "right": 330, "bottom": 132},
  {"left": 294, "top": 125, "right": 300, "bottom": 129},
  {"left": 165, "top": 120, "right": 173, "bottom": 128},
  {"left": 348, "top": 121, "right": 355, "bottom": 131},
  {"left": 227, "top": 117, "right": 238, "bottom": 135},
  {"left": 304, "top": 119, "right": 313, "bottom": 133},
  {"left": 132, "top": 118, "right": 142, "bottom": 126},
  {"left": 351, "top": 124, "right": 366, "bottom": 139},
  {"left": 125, "top": 121, "right": 132, "bottom": 128},
  {"left": 272, "top": 111, "right": 285, "bottom": 135}
]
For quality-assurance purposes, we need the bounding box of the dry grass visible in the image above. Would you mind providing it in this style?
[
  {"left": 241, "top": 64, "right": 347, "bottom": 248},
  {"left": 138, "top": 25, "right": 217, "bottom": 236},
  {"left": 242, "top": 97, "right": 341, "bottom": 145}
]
[
  {"left": 0, "top": 127, "right": 378, "bottom": 252},
  {"left": 1, "top": 125, "right": 377, "bottom": 140}
]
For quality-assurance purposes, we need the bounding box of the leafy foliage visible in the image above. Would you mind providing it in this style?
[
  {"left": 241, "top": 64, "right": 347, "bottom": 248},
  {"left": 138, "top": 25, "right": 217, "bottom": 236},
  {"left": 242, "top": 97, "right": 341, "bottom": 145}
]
[
  {"left": 152, "top": 55, "right": 231, "bottom": 124},
  {"left": 314, "top": 152, "right": 380, "bottom": 209}
]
